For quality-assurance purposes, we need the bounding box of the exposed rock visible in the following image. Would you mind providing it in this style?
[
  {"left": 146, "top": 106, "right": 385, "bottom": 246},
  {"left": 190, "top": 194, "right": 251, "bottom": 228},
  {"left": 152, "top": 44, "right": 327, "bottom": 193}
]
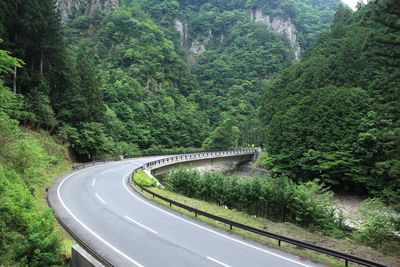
[
  {"left": 174, "top": 18, "right": 211, "bottom": 64},
  {"left": 174, "top": 19, "right": 187, "bottom": 48},
  {"left": 57, "top": 0, "right": 80, "bottom": 24},
  {"left": 251, "top": 8, "right": 300, "bottom": 60},
  {"left": 57, "top": 0, "right": 119, "bottom": 24},
  {"left": 189, "top": 35, "right": 210, "bottom": 57}
]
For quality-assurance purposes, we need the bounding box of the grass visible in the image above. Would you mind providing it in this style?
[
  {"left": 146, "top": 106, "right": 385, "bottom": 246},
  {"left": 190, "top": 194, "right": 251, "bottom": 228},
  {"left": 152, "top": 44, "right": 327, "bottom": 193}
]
[
  {"left": 24, "top": 129, "right": 76, "bottom": 260},
  {"left": 131, "top": 172, "right": 399, "bottom": 267},
  {"left": 134, "top": 170, "right": 157, "bottom": 187}
]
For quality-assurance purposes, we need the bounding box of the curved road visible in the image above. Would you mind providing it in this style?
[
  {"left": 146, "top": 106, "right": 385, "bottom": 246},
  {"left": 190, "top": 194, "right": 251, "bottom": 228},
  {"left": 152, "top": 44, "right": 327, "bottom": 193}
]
[{"left": 48, "top": 157, "right": 321, "bottom": 267}]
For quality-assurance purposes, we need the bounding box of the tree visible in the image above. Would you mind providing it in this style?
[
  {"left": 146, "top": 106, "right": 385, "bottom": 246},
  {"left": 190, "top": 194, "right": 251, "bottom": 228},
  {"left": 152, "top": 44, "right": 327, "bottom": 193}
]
[
  {"left": 363, "top": 0, "right": 400, "bottom": 72},
  {"left": 259, "top": 2, "right": 400, "bottom": 202},
  {"left": 202, "top": 118, "right": 240, "bottom": 149},
  {"left": 0, "top": 39, "right": 24, "bottom": 75},
  {"left": 72, "top": 122, "right": 113, "bottom": 160},
  {"left": 76, "top": 52, "right": 106, "bottom": 123}
]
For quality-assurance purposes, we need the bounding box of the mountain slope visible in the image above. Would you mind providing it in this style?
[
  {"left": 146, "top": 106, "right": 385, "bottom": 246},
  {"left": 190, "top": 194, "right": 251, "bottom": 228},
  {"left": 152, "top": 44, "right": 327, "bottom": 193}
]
[
  {"left": 259, "top": 2, "right": 400, "bottom": 204},
  {"left": 136, "top": 0, "right": 341, "bottom": 146}
]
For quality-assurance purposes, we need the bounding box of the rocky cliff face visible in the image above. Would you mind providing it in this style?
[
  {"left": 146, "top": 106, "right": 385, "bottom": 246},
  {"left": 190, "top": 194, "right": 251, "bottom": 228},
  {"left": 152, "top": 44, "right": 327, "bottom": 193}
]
[
  {"left": 174, "top": 19, "right": 211, "bottom": 65},
  {"left": 57, "top": 0, "right": 119, "bottom": 24},
  {"left": 174, "top": 7, "right": 301, "bottom": 64},
  {"left": 250, "top": 8, "right": 300, "bottom": 60}
]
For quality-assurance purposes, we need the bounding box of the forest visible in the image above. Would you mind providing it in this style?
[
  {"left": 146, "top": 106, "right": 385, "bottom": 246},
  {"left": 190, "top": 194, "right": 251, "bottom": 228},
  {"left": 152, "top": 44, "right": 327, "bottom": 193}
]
[{"left": 0, "top": 0, "right": 399, "bottom": 265}]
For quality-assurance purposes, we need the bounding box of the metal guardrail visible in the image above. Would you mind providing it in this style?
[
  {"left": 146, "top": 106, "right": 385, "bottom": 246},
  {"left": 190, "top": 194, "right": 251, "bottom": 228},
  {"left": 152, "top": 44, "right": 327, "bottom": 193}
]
[
  {"left": 72, "top": 149, "right": 257, "bottom": 170},
  {"left": 144, "top": 149, "right": 256, "bottom": 170},
  {"left": 130, "top": 168, "right": 387, "bottom": 267}
]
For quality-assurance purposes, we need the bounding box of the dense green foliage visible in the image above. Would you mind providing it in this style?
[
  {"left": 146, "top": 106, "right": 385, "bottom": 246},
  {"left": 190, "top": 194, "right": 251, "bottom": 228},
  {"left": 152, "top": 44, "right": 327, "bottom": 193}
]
[
  {"left": 260, "top": 1, "right": 400, "bottom": 205},
  {"left": 0, "top": 0, "right": 210, "bottom": 160},
  {"left": 139, "top": 0, "right": 340, "bottom": 51},
  {"left": 202, "top": 118, "right": 240, "bottom": 149},
  {"left": 167, "top": 167, "right": 345, "bottom": 235},
  {"left": 138, "top": 0, "right": 340, "bottom": 147},
  {"left": 0, "top": 52, "right": 67, "bottom": 264},
  {"left": 0, "top": 0, "right": 341, "bottom": 157},
  {"left": 1, "top": 0, "right": 399, "bottom": 263},
  {"left": 354, "top": 198, "right": 400, "bottom": 251}
]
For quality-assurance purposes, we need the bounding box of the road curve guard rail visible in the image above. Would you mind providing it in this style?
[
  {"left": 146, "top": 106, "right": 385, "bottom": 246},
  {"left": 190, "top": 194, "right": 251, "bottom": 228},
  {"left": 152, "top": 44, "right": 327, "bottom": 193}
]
[
  {"left": 72, "top": 149, "right": 257, "bottom": 170},
  {"left": 143, "top": 149, "right": 257, "bottom": 170},
  {"left": 130, "top": 169, "right": 386, "bottom": 267}
]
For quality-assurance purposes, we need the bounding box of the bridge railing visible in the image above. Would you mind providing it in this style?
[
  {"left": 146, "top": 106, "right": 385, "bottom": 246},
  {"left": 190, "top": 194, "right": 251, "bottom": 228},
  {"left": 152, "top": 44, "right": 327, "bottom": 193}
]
[
  {"left": 144, "top": 149, "right": 256, "bottom": 170},
  {"left": 72, "top": 149, "right": 258, "bottom": 170},
  {"left": 130, "top": 167, "right": 386, "bottom": 267}
]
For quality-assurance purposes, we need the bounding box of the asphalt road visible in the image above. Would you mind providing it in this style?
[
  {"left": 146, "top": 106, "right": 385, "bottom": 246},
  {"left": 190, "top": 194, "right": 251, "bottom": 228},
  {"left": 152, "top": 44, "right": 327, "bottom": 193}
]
[{"left": 48, "top": 158, "right": 322, "bottom": 267}]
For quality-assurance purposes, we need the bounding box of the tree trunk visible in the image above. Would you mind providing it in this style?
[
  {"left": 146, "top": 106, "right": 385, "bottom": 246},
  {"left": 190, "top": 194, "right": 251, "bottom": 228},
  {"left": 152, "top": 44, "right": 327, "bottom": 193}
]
[
  {"left": 146, "top": 77, "right": 150, "bottom": 89},
  {"left": 13, "top": 65, "right": 17, "bottom": 94},
  {"left": 40, "top": 54, "right": 43, "bottom": 75}
]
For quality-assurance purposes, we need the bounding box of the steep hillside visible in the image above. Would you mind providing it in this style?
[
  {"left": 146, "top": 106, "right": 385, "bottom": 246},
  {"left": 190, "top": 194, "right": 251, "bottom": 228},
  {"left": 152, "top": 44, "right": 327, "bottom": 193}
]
[
  {"left": 64, "top": 4, "right": 210, "bottom": 153},
  {"left": 0, "top": 0, "right": 340, "bottom": 158},
  {"left": 136, "top": 0, "right": 341, "bottom": 145},
  {"left": 259, "top": 1, "right": 400, "bottom": 205},
  {"left": 57, "top": 0, "right": 341, "bottom": 150},
  {"left": 0, "top": 83, "right": 71, "bottom": 265},
  {"left": 140, "top": 0, "right": 341, "bottom": 62},
  {"left": 57, "top": 0, "right": 119, "bottom": 23}
]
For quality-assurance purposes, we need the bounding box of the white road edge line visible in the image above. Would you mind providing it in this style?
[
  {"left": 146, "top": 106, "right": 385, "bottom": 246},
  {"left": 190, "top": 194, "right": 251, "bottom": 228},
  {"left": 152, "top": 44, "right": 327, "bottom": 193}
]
[
  {"left": 123, "top": 172, "right": 311, "bottom": 267},
  {"left": 92, "top": 178, "right": 96, "bottom": 186},
  {"left": 207, "top": 256, "right": 231, "bottom": 267},
  {"left": 124, "top": 215, "right": 158, "bottom": 234},
  {"left": 95, "top": 193, "right": 106, "bottom": 204},
  {"left": 57, "top": 168, "right": 144, "bottom": 267}
]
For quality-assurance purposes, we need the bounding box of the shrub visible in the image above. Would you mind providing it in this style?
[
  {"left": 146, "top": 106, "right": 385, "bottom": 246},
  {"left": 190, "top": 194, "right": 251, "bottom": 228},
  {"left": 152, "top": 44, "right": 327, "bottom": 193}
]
[
  {"left": 166, "top": 167, "right": 345, "bottom": 235},
  {"left": 167, "top": 167, "right": 200, "bottom": 197},
  {"left": 354, "top": 198, "right": 398, "bottom": 249}
]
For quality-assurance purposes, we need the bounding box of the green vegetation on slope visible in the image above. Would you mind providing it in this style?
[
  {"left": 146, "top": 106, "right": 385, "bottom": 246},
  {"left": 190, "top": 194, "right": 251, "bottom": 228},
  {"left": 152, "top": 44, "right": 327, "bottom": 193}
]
[
  {"left": 259, "top": 1, "right": 400, "bottom": 206},
  {"left": 134, "top": 169, "right": 157, "bottom": 187},
  {"left": 138, "top": 0, "right": 341, "bottom": 147},
  {"left": 0, "top": 36, "right": 73, "bottom": 265},
  {"left": 0, "top": 53, "right": 71, "bottom": 264},
  {"left": 0, "top": 0, "right": 342, "bottom": 157}
]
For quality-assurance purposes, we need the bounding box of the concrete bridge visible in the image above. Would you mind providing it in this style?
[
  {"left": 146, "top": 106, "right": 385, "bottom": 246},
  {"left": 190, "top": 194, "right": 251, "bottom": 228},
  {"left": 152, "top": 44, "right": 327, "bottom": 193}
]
[{"left": 144, "top": 149, "right": 259, "bottom": 176}]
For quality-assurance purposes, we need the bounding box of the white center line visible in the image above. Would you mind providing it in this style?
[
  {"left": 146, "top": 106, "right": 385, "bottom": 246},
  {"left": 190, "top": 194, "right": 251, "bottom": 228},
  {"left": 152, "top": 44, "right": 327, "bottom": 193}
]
[
  {"left": 92, "top": 178, "right": 96, "bottom": 186},
  {"left": 207, "top": 256, "right": 231, "bottom": 267},
  {"left": 57, "top": 168, "right": 143, "bottom": 266},
  {"left": 95, "top": 193, "right": 106, "bottom": 204},
  {"left": 122, "top": 172, "right": 311, "bottom": 267},
  {"left": 124, "top": 215, "right": 158, "bottom": 234}
]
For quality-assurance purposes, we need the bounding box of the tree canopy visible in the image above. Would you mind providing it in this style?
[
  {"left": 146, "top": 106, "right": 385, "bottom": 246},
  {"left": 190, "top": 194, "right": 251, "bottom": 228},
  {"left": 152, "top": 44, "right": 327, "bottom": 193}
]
[{"left": 259, "top": 2, "right": 400, "bottom": 204}]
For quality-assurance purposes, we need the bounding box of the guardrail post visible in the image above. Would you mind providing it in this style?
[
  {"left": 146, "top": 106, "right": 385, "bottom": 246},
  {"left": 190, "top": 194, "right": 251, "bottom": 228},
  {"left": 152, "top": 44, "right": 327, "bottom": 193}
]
[{"left": 130, "top": 162, "right": 386, "bottom": 267}]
